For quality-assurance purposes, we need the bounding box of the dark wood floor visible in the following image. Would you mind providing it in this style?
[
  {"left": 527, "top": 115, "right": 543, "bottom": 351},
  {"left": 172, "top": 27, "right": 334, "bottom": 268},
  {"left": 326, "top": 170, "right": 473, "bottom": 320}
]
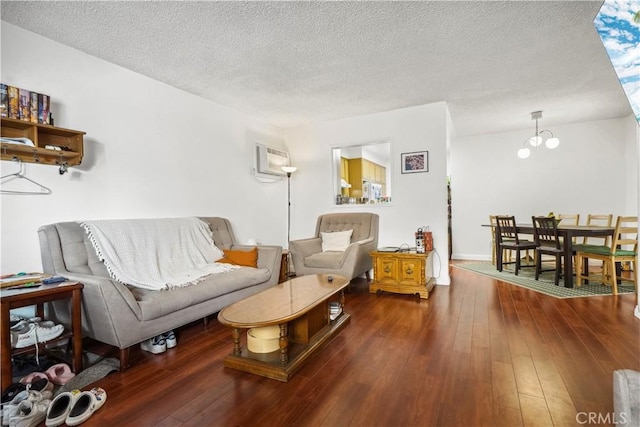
[{"left": 81, "top": 263, "right": 639, "bottom": 426}]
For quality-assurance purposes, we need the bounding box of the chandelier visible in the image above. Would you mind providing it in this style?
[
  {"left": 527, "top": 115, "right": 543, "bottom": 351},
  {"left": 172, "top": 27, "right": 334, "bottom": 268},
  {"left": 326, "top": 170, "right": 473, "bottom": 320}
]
[{"left": 517, "top": 111, "right": 560, "bottom": 159}]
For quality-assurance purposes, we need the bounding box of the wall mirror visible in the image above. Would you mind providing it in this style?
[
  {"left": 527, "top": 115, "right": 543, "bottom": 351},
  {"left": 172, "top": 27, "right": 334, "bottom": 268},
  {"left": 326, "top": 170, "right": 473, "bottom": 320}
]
[{"left": 332, "top": 140, "right": 392, "bottom": 205}]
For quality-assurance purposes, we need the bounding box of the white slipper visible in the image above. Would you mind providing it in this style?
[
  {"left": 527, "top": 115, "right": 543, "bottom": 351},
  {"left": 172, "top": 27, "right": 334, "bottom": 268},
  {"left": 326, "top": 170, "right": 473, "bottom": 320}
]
[
  {"left": 65, "top": 388, "right": 107, "bottom": 426},
  {"left": 45, "top": 390, "right": 80, "bottom": 427}
]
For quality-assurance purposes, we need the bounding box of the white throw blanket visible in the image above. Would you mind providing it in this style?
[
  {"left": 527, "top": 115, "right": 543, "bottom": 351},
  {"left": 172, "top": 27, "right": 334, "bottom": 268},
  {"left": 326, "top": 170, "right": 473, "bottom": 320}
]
[{"left": 81, "top": 217, "right": 239, "bottom": 290}]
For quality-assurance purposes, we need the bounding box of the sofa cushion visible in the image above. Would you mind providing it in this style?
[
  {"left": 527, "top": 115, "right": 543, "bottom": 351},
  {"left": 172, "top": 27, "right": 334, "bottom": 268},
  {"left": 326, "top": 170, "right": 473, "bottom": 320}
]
[
  {"left": 304, "top": 251, "right": 345, "bottom": 269},
  {"left": 218, "top": 248, "right": 258, "bottom": 267},
  {"left": 129, "top": 267, "right": 271, "bottom": 321}
]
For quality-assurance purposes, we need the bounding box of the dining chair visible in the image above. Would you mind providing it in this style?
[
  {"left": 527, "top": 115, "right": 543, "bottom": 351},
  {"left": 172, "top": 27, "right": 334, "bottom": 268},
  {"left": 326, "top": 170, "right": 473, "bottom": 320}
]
[
  {"left": 581, "top": 214, "right": 614, "bottom": 245},
  {"left": 557, "top": 213, "right": 580, "bottom": 226},
  {"left": 489, "top": 215, "right": 513, "bottom": 266},
  {"left": 575, "top": 215, "right": 638, "bottom": 295},
  {"left": 557, "top": 213, "right": 580, "bottom": 245},
  {"left": 532, "top": 216, "right": 563, "bottom": 286},
  {"left": 495, "top": 216, "right": 538, "bottom": 275},
  {"left": 572, "top": 214, "right": 614, "bottom": 275}
]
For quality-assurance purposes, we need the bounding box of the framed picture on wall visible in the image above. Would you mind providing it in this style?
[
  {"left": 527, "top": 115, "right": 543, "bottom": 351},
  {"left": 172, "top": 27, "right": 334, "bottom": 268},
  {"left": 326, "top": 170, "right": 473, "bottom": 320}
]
[{"left": 401, "top": 151, "right": 428, "bottom": 174}]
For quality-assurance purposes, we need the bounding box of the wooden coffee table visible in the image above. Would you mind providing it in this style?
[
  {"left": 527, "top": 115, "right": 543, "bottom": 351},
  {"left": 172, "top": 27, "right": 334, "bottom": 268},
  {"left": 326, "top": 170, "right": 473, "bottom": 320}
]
[{"left": 217, "top": 274, "right": 350, "bottom": 382}]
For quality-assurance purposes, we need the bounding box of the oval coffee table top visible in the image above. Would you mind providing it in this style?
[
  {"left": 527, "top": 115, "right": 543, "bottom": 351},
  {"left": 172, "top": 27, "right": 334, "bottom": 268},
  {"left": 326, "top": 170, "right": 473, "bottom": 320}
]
[{"left": 217, "top": 274, "right": 349, "bottom": 328}]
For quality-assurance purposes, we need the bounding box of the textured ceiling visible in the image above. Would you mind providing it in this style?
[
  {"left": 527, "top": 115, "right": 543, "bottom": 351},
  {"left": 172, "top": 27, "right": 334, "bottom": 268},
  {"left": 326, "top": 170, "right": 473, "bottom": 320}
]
[{"left": 0, "top": 1, "right": 632, "bottom": 136}]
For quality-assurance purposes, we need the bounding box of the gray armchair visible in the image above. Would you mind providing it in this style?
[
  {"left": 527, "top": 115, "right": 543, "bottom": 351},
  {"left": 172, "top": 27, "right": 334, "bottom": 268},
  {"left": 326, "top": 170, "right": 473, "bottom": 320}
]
[{"left": 290, "top": 212, "right": 379, "bottom": 281}]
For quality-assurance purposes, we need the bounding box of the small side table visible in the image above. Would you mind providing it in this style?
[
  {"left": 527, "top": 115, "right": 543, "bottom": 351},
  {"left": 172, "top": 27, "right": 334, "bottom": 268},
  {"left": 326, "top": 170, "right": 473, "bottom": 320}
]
[
  {"left": 1, "top": 281, "right": 84, "bottom": 390},
  {"left": 370, "top": 250, "right": 435, "bottom": 299},
  {"left": 279, "top": 250, "right": 289, "bottom": 283}
]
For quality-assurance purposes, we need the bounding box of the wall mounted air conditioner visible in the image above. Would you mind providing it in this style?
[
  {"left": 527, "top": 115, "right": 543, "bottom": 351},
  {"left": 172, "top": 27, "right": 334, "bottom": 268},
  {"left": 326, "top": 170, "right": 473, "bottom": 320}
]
[{"left": 256, "top": 143, "right": 290, "bottom": 176}]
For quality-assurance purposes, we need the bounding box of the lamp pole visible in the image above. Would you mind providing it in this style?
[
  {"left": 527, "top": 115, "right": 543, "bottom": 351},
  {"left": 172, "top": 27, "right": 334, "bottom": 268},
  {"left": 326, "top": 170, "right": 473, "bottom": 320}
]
[{"left": 282, "top": 166, "right": 297, "bottom": 278}]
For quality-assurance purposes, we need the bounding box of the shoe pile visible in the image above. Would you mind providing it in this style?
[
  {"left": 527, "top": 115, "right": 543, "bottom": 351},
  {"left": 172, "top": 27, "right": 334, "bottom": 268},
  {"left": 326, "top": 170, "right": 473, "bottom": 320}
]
[
  {"left": 1, "top": 372, "right": 107, "bottom": 427},
  {"left": 10, "top": 317, "right": 64, "bottom": 349},
  {"left": 140, "top": 330, "right": 177, "bottom": 354}
]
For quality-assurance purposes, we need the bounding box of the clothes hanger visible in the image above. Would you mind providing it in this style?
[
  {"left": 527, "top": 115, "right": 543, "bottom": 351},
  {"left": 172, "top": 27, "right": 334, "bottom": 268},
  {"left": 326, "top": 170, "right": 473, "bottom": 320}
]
[{"left": 0, "top": 158, "right": 52, "bottom": 195}]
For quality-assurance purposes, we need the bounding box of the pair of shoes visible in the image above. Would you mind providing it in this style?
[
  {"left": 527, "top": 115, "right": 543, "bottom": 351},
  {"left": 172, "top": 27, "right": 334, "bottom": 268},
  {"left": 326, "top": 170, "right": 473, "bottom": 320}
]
[
  {"left": 2, "top": 390, "right": 51, "bottom": 426},
  {"left": 162, "top": 331, "right": 177, "bottom": 349},
  {"left": 1, "top": 377, "right": 51, "bottom": 406},
  {"left": 20, "top": 364, "right": 75, "bottom": 386},
  {"left": 10, "top": 320, "right": 64, "bottom": 349},
  {"left": 45, "top": 387, "right": 106, "bottom": 427},
  {"left": 4, "top": 390, "right": 50, "bottom": 427},
  {"left": 140, "top": 335, "right": 166, "bottom": 354}
]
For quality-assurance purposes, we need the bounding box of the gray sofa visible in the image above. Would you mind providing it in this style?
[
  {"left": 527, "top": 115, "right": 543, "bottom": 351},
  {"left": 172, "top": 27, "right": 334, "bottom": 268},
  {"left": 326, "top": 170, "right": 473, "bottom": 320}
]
[{"left": 38, "top": 217, "right": 281, "bottom": 370}]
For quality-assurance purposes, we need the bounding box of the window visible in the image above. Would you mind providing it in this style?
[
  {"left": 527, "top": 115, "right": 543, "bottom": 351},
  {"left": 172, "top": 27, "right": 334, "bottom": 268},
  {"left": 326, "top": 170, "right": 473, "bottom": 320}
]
[{"left": 332, "top": 141, "right": 391, "bottom": 205}]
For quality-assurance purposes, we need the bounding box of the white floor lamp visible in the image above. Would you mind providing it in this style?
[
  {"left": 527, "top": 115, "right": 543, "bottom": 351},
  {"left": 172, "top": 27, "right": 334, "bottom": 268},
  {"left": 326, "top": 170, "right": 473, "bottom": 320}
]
[{"left": 282, "top": 166, "right": 297, "bottom": 278}]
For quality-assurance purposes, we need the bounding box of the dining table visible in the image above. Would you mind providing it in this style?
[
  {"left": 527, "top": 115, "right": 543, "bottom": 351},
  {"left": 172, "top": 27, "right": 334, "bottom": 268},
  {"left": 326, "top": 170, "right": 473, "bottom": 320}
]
[{"left": 492, "top": 223, "right": 615, "bottom": 288}]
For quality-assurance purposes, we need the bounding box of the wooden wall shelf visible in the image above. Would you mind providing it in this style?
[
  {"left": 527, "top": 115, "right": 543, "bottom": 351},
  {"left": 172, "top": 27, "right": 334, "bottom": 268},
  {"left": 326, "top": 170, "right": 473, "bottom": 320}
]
[{"left": 1, "top": 118, "right": 85, "bottom": 166}]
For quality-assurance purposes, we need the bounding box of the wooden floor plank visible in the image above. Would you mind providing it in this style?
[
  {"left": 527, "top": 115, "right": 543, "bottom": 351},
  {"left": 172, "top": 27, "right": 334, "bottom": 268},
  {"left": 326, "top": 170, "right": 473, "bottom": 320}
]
[{"left": 69, "top": 263, "right": 638, "bottom": 426}]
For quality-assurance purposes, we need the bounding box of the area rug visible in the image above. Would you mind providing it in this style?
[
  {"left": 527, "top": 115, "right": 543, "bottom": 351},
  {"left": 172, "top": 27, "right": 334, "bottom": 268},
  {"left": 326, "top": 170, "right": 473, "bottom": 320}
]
[
  {"left": 453, "top": 262, "right": 636, "bottom": 298},
  {"left": 56, "top": 357, "right": 119, "bottom": 394}
]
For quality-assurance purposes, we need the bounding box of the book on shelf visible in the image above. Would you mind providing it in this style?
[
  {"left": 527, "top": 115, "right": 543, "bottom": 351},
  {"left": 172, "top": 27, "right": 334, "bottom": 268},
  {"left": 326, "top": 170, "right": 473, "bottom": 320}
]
[
  {"left": 38, "top": 93, "right": 50, "bottom": 125},
  {"left": 329, "top": 301, "right": 342, "bottom": 320},
  {"left": 7, "top": 86, "right": 18, "bottom": 119},
  {"left": 0, "top": 84, "right": 7, "bottom": 118},
  {"left": 18, "top": 88, "right": 30, "bottom": 121},
  {"left": 30, "top": 91, "right": 38, "bottom": 123}
]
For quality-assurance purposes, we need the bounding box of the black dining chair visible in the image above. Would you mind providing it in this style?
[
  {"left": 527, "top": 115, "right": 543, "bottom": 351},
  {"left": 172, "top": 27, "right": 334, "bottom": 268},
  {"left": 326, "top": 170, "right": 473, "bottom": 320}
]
[
  {"left": 532, "top": 216, "right": 564, "bottom": 286},
  {"left": 495, "top": 216, "right": 537, "bottom": 275}
]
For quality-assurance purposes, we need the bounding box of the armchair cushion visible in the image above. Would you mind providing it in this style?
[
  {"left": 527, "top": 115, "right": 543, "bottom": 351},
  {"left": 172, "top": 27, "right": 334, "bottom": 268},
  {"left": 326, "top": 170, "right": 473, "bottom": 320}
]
[
  {"left": 321, "top": 229, "right": 353, "bottom": 252},
  {"left": 304, "top": 251, "right": 346, "bottom": 269}
]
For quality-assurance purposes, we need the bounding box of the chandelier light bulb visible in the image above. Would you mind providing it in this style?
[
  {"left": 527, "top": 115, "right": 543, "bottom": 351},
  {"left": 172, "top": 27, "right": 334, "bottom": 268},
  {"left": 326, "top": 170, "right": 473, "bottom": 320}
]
[
  {"left": 517, "top": 147, "right": 531, "bottom": 159},
  {"left": 545, "top": 137, "right": 560, "bottom": 149},
  {"left": 529, "top": 136, "right": 542, "bottom": 147}
]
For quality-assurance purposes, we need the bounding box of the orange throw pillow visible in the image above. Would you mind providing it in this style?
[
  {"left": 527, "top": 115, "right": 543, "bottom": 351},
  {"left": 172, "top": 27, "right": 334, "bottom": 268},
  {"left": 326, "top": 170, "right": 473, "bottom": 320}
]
[{"left": 217, "top": 247, "right": 258, "bottom": 268}]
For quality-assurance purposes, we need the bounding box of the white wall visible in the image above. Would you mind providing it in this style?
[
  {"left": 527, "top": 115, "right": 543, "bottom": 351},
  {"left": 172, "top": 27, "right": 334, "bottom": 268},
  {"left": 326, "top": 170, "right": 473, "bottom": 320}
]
[
  {"left": 284, "top": 103, "right": 451, "bottom": 285},
  {"left": 450, "top": 115, "right": 639, "bottom": 260},
  {"left": 1, "top": 23, "right": 288, "bottom": 273}
]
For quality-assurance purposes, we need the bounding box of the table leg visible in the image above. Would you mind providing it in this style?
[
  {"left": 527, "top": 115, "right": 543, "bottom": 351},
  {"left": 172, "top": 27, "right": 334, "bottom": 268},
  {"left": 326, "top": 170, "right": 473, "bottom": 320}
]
[
  {"left": 563, "top": 231, "right": 574, "bottom": 288},
  {"left": 71, "top": 288, "right": 83, "bottom": 373},
  {"left": 279, "top": 323, "right": 288, "bottom": 365},
  {"left": 231, "top": 328, "right": 241, "bottom": 356}
]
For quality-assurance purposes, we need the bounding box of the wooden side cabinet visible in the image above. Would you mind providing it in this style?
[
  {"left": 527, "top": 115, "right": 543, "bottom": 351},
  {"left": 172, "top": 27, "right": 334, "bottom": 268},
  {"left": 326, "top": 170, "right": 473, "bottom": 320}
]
[{"left": 370, "top": 251, "right": 435, "bottom": 299}]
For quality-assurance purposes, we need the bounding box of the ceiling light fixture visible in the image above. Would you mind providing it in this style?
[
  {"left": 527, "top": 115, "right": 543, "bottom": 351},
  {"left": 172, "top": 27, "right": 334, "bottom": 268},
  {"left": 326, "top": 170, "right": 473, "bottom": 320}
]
[{"left": 517, "top": 111, "right": 560, "bottom": 159}]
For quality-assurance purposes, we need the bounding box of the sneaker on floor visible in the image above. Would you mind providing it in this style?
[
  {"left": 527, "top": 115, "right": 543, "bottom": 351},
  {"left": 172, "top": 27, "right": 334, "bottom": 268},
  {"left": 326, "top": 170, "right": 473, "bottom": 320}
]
[
  {"left": 10, "top": 323, "right": 64, "bottom": 349},
  {"left": 162, "top": 331, "right": 177, "bottom": 349},
  {"left": 2, "top": 390, "right": 50, "bottom": 427},
  {"left": 7, "top": 398, "right": 50, "bottom": 427},
  {"left": 140, "top": 336, "right": 166, "bottom": 354}
]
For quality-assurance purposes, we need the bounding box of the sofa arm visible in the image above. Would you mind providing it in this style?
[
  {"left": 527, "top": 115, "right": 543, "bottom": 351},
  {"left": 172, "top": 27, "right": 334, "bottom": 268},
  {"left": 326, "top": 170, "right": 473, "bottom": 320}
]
[
  {"left": 290, "top": 238, "right": 322, "bottom": 273},
  {"left": 290, "top": 237, "right": 322, "bottom": 258},
  {"left": 231, "top": 244, "right": 282, "bottom": 285},
  {"left": 339, "top": 237, "right": 376, "bottom": 268},
  {"left": 613, "top": 369, "right": 640, "bottom": 426},
  {"left": 44, "top": 272, "right": 142, "bottom": 348}
]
